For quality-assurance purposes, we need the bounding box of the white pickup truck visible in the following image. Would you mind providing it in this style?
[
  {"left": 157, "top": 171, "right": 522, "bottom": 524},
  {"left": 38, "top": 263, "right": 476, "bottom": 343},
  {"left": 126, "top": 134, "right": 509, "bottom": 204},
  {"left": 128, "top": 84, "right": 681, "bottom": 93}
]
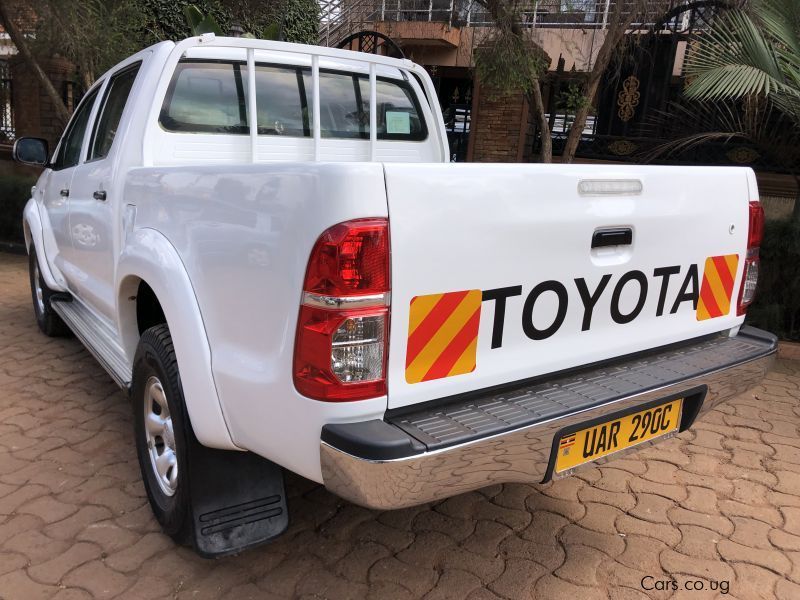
[{"left": 14, "top": 35, "right": 777, "bottom": 557}]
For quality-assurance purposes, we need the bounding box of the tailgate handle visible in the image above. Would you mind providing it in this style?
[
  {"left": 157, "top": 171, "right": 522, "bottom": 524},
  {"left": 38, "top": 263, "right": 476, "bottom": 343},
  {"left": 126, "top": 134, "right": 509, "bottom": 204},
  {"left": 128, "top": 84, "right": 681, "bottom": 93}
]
[{"left": 592, "top": 228, "right": 632, "bottom": 249}]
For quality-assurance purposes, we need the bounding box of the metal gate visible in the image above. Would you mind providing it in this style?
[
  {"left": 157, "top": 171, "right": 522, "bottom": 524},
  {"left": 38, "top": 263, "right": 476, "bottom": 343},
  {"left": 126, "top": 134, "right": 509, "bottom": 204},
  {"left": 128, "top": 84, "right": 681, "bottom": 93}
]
[
  {"left": 436, "top": 75, "right": 472, "bottom": 162},
  {"left": 0, "top": 60, "right": 14, "bottom": 141}
]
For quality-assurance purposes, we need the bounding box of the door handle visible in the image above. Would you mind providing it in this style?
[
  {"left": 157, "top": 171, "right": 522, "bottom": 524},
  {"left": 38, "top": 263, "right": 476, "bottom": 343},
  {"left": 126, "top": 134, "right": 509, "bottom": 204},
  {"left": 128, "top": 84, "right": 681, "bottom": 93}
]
[
  {"left": 59, "top": 188, "right": 69, "bottom": 197},
  {"left": 93, "top": 190, "right": 107, "bottom": 201},
  {"left": 591, "top": 228, "right": 633, "bottom": 249}
]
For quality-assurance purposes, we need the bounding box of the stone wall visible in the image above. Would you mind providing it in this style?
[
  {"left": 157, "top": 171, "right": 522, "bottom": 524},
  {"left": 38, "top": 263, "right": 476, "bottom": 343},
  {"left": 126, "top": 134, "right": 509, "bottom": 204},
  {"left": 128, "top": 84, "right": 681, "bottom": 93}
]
[
  {"left": 468, "top": 81, "right": 532, "bottom": 163},
  {"left": 10, "top": 55, "right": 73, "bottom": 149}
]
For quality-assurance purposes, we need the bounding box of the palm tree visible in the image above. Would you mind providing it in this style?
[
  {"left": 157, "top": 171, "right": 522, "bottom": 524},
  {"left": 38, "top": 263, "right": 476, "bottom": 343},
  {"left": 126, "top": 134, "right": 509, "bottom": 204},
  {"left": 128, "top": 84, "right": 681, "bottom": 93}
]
[
  {"left": 683, "top": 0, "right": 800, "bottom": 125},
  {"left": 675, "top": 0, "right": 800, "bottom": 337},
  {"left": 678, "top": 0, "right": 800, "bottom": 222},
  {"left": 685, "top": 0, "right": 800, "bottom": 119}
]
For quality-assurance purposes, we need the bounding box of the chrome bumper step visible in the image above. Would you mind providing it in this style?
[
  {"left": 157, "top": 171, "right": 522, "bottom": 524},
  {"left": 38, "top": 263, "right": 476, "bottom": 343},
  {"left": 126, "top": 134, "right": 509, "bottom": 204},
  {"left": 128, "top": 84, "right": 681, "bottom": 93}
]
[
  {"left": 320, "top": 327, "right": 777, "bottom": 510},
  {"left": 388, "top": 329, "right": 775, "bottom": 452}
]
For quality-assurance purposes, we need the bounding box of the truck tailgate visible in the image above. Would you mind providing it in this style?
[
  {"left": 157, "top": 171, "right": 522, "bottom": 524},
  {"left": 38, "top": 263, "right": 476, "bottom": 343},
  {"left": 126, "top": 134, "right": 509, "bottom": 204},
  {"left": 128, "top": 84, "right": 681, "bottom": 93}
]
[{"left": 385, "top": 163, "right": 752, "bottom": 410}]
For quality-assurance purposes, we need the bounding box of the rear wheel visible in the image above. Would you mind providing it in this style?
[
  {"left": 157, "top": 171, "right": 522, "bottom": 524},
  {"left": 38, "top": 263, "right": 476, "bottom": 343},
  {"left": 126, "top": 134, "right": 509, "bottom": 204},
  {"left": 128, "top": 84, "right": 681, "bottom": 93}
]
[
  {"left": 28, "top": 244, "right": 71, "bottom": 337},
  {"left": 132, "top": 324, "right": 192, "bottom": 542},
  {"left": 132, "top": 324, "right": 290, "bottom": 556}
]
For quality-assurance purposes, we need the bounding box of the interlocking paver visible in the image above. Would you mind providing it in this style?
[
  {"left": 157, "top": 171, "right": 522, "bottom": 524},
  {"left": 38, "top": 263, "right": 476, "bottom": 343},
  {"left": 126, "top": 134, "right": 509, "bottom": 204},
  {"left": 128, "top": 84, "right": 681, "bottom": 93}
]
[
  {"left": 2, "top": 250, "right": 800, "bottom": 598},
  {"left": 659, "top": 548, "right": 736, "bottom": 583},
  {"left": 0, "top": 551, "right": 28, "bottom": 576},
  {"left": 718, "top": 538, "right": 792, "bottom": 575},
  {"left": 335, "top": 541, "right": 391, "bottom": 582},
  {"left": 423, "top": 568, "right": 483, "bottom": 600},
  {"left": 675, "top": 524, "right": 721, "bottom": 560},
  {"left": 770, "top": 527, "right": 800, "bottom": 551},
  {"left": 560, "top": 522, "right": 626, "bottom": 557},
  {"left": 579, "top": 481, "right": 637, "bottom": 511},
  {"left": 616, "top": 534, "right": 667, "bottom": 572},
  {"left": 27, "top": 542, "right": 103, "bottom": 585},
  {"left": 617, "top": 513, "right": 683, "bottom": 547},
  {"left": 776, "top": 576, "right": 800, "bottom": 600},
  {"left": 0, "top": 569, "right": 60, "bottom": 600},
  {"left": 555, "top": 544, "right": 609, "bottom": 586},
  {"left": 489, "top": 557, "right": 547, "bottom": 599},
  {"left": 729, "top": 563, "right": 779, "bottom": 600},
  {"left": 369, "top": 555, "right": 438, "bottom": 597}
]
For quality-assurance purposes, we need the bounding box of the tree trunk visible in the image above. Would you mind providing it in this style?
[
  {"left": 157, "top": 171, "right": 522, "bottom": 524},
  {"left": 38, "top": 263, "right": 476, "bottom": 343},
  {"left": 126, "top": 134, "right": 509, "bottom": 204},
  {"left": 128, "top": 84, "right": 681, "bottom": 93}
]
[
  {"left": 560, "top": 29, "right": 623, "bottom": 164},
  {"left": 561, "top": 100, "right": 591, "bottom": 164},
  {"left": 528, "top": 83, "right": 552, "bottom": 163},
  {"left": 481, "top": 0, "right": 552, "bottom": 163},
  {"left": 0, "top": 0, "right": 70, "bottom": 125},
  {"left": 793, "top": 174, "right": 800, "bottom": 225},
  {"left": 81, "top": 68, "right": 94, "bottom": 92},
  {"left": 560, "top": 0, "right": 633, "bottom": 164}
]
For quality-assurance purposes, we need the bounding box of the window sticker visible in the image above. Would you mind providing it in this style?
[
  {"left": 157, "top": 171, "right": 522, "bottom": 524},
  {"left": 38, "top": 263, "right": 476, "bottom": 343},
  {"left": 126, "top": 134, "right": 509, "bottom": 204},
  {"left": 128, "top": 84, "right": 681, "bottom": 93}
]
[{"left": 386, "top": 110, "right": 411, "bottom": 135}]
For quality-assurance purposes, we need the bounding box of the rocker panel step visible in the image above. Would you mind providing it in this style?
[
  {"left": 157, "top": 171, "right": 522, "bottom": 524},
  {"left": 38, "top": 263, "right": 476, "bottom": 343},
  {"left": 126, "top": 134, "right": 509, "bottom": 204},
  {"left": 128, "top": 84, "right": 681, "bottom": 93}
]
[{"left": 51, "top": 299, "right": 132, "bottom": 388}]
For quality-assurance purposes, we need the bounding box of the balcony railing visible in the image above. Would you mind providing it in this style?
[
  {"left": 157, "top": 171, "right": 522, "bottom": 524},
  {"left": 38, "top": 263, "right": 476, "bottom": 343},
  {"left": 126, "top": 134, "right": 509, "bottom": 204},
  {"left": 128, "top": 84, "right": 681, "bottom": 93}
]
[{"left": 319, "top": 0, "right": 703, "bottom": 43}]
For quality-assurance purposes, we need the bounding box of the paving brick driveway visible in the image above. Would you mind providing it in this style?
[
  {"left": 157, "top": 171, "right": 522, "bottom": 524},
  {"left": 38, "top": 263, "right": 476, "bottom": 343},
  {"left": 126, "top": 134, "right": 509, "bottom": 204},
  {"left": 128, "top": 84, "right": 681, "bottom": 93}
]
[{"left": 2, "top": 252, "right": 800, "bottom": 600}]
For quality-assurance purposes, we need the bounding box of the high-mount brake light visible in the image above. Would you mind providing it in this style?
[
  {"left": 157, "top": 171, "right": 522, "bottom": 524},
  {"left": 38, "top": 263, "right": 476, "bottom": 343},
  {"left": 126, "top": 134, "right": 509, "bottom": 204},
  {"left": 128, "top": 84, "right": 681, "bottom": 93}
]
[
  {"left": 737, "top": 201, "right": 765, "bottom": 316},
  {"left": 293, "top": 219, "right": 390, "bottom": 401}
]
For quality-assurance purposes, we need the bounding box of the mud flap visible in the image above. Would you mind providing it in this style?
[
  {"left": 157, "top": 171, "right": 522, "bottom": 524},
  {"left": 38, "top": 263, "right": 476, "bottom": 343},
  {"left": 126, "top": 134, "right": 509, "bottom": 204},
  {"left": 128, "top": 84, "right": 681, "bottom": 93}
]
[{"left": 188, "top": 442, "right": 288, "bottom": 557}]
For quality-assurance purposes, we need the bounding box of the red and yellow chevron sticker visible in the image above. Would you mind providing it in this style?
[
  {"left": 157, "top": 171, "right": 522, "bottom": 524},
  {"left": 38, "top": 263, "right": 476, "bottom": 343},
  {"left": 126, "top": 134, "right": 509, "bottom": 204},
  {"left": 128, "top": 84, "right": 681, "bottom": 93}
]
[
  {"left": 405, "top": 290, "right": 482, "bottom": 384},
  {"left": 697, "top": 254, "right": 739, "bottom": 321}
]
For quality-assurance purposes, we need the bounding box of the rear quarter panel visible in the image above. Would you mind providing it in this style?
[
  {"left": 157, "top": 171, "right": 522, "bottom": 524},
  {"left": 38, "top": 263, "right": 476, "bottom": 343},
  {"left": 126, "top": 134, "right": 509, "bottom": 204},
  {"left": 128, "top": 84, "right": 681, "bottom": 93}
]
[{"left": 124, "top": 162, "right": 389, "bottom": 482}]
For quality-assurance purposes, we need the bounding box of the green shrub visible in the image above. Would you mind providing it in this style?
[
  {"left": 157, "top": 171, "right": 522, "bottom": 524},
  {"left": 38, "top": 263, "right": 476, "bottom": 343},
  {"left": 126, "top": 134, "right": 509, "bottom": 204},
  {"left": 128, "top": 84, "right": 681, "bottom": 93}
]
[
  {"left": 746, "top": 219, "right": 800, "bottom": 341},
  {"left": 137, "top": 0, "right": 232, "bottom": 44},
  {"left": 0, "top": 174, "right": 38, "bottom": 247},
  {"left": 137, "top": 0, "right": 318, "bottom": 45},
  {"left": 281, "top": 0, "right": 319, "bottom": 44}
]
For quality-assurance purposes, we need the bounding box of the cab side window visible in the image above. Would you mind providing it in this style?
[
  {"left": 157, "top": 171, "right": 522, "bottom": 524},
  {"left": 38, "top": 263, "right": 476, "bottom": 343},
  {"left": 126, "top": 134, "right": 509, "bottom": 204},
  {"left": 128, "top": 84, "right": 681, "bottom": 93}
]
[
  {"left": 89, "top": 63, "right": 141, "bottom": 161},
  {"left": 160, "top": 62, "right": 248, "bottom": 133},
  {"left": 52, "top": 87, "right": 100, "bottom": 170}
]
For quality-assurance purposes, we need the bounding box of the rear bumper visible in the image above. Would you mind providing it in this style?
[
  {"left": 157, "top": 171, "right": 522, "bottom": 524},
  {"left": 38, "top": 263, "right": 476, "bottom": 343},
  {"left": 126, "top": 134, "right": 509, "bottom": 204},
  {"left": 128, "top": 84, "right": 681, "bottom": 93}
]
[{"left": 320, "top": 327, "right": 777, "bottom": 510}]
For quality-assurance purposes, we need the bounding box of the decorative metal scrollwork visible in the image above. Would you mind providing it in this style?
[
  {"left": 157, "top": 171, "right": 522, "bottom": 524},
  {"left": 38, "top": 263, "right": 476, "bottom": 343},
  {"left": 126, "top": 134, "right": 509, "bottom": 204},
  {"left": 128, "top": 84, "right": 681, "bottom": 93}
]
[
  {"left": 608, "top": 140, "right": 638, "bottom": 156},
  {"left": 617, "top": 75, "right": 641, "bottom": 122},
  {"left": 726, "top": 147, "right": 760, "bottom": 164},
  {"left": 336, "top": 31, "right": 404, "bottom": 58}
]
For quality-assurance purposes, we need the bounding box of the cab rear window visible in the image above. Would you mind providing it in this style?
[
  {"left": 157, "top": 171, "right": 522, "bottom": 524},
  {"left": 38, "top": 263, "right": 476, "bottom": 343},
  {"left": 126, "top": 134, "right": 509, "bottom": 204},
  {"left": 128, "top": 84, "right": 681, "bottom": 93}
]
[{"left": 159, "top": 60, "right": 427, "bottom": 141}]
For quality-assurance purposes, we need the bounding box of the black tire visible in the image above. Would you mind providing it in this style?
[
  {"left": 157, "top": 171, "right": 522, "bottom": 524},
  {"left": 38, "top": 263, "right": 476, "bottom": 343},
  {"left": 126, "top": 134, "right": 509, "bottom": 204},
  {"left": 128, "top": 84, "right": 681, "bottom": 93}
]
[
  {"left": 132, "top": 324, "right": 193, "bottom": 543},
  {"left": 28, "top": 243, "right": 71, "bottom": 337}
]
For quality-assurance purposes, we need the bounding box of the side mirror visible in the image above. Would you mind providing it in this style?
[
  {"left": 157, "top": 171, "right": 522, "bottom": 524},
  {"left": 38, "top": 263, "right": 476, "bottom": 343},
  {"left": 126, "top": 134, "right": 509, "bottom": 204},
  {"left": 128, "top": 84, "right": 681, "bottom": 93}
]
[{"left": 12, "top": 137, "right": 49, "bottom": 167}]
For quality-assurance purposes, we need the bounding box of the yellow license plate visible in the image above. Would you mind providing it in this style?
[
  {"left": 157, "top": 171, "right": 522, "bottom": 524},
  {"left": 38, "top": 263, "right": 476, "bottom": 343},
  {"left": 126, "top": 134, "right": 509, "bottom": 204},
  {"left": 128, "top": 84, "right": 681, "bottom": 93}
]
[{"left": 555, "top": 399, "right": 683, "bottom": 473}]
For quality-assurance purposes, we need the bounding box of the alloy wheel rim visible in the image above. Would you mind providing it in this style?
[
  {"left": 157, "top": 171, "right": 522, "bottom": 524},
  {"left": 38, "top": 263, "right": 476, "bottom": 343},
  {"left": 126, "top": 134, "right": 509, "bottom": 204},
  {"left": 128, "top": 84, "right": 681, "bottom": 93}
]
[
  {"left": 33, "top": 261, "right": 45, "bottom": 314},
  {"left": 143, "top": 376, "right": 179, "bottom": 496}
]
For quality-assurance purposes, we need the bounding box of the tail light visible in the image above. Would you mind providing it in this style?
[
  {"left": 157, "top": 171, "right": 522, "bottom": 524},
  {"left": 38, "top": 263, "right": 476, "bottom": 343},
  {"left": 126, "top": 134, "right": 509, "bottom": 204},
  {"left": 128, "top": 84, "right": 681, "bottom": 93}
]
[
  {"left": 737, "top": 201, "right": 765, "bottom": 315},
  {"left": 293, "top": 218, "right": 390, "bottom": 401}
]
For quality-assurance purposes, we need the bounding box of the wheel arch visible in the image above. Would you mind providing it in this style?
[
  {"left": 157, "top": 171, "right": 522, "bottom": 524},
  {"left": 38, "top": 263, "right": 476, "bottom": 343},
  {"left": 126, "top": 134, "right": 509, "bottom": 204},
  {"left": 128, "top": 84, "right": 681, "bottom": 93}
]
[
  {"left": 117, "top": 276, "right": 168, "bottom": 359},
  {"left": 117, "top": 228, "right": 240, "bottom": 451},
  {"left": 23, "top": 198, "right": 65, "bottom": 291},
  {"left": 23, "top": 215, "right": 32, "bottom": 251}
]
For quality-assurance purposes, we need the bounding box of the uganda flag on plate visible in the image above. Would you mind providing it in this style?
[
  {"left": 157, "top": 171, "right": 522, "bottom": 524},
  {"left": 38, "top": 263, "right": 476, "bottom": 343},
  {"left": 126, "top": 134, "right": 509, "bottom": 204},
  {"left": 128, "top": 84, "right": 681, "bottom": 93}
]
[
  {"left": 405, "top": 290, "right": 482, "bottom": 384},
  {"left": 697, "top": 254, "right": 739, "bottom": 321}
]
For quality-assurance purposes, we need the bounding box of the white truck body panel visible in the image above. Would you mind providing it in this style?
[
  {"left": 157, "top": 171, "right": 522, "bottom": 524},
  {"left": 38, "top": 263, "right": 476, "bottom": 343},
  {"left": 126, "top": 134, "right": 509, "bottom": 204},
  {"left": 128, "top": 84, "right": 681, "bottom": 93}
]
[
  {"left": 385, "top": 163, "right": 750, "bottom": 408},
  {"left": 124, "top": 162, "right": 391, "bottom": 478}
]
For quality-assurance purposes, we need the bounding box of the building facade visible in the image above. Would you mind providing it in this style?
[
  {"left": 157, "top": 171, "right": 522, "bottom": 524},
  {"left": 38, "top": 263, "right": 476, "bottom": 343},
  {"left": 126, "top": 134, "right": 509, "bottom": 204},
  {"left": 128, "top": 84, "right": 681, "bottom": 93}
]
[
  {"left": 0, "top": 6, "right": 76, "bottom": 157},
  {"left": 318, "top": 1, "right": 797, "bottom": 210}
]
